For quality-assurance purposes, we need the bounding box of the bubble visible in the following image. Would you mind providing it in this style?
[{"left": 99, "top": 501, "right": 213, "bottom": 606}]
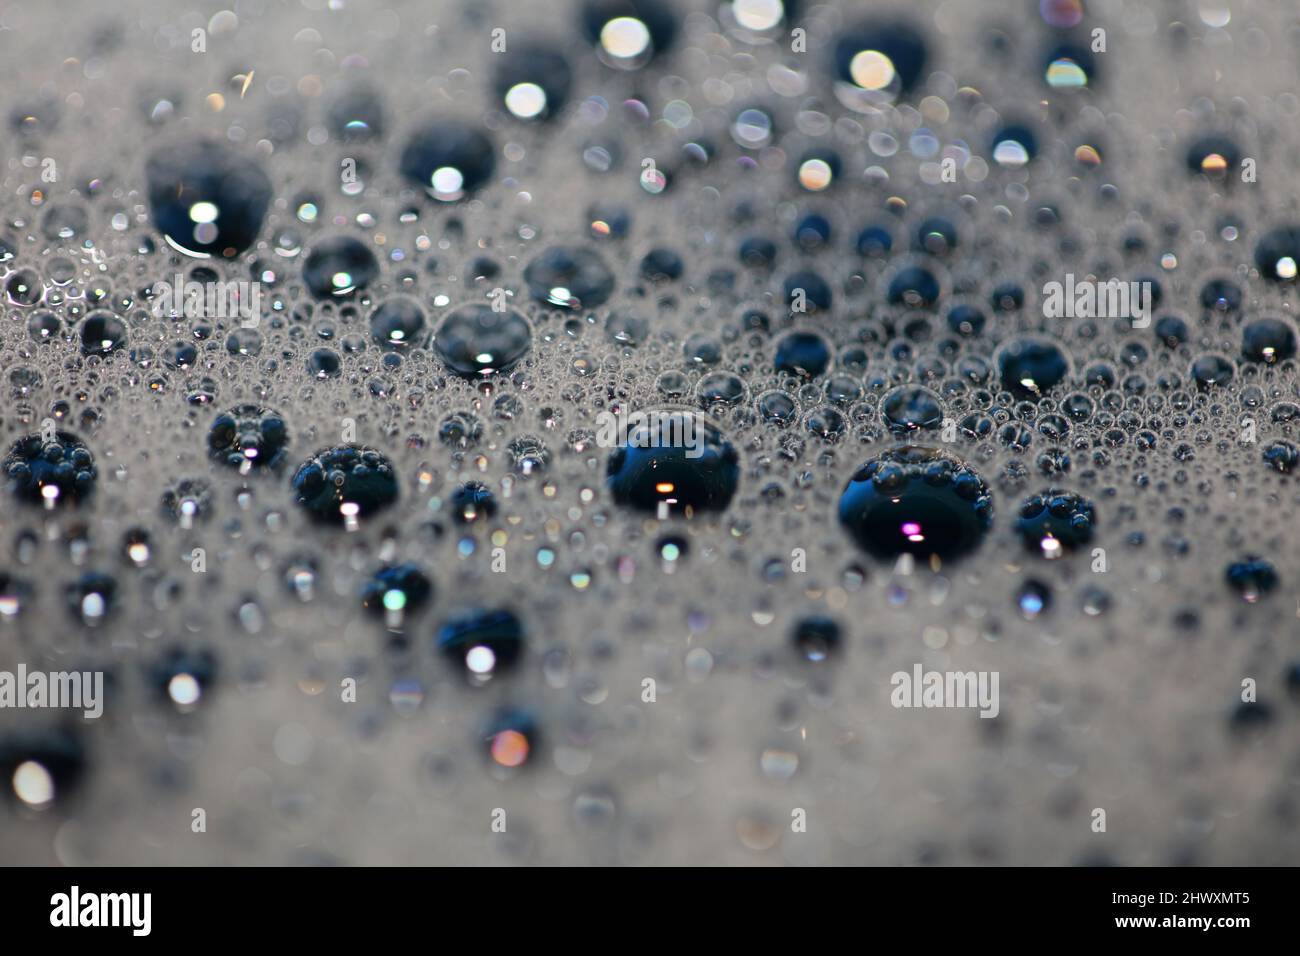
[
  {"left": 0, "top": 573, "right": 32, "bottom": 619},
  {"left": 290, "top": 445, "right": 399, "bottom": 525},
  {"left": 507, "top": 436, "right": 551, "bottom": 476},
  {"left": 606, "top": 311, "right": 649, "bottom": 346},
  {"left": 696, "top": 371, "right": 747, "bottom": 408},
  {"left": 160, "top": 478, "right": 213, "bottom": 526},
  {"left": 369, "top": 296, "right": 427, "bottom": 349},
  {"left": 1200, "top": 278, "right": 1242, "bottom": 312},
  {"left": 450, "top": 481, "right": 498, "bottom": 523},
  {"left": 640, "top": 247, "right": 684, "bottom": 282},
  {"left": 585, "top": 1, "right": 676, "bottom": 68},
  {"left": 607, "top": 411, "right": 740, "bottom": 516},
  {"left": 149, "top": 647, "right": 217, "bottom": 710},
  {"left": 850, "top": 50, "right": 897, "bottom": 91},
  {"left": 303, "top": 236, "right": 379, "bottom": 298},
  {"left": 838, "top": 446, "right": 993, "bottom": 562},
  {"left": 792, "top": 616, "right": 841, "bottom": 662},
  {"left": 9, "top": 95, "right": 61, "bottom": 136},
  {"left": 4, "top": 431, "right": 97, "bottom": 508},
  {"left": 757, "top": 389, "right": 798, "bottom": 426},
  {"left": 6, "top": 268, "right": 42, "bottom": 306},
  {"left": 587, "top": 201, "right": 632, "bottom": 240},
  {"left": 886, "top": 265, "right": 941, "bottom": 309},
  {"left": 1189, "top": 353, "right": 1235, "bottom": 389},
  {"left": 206, "top": 405, "right": 288, "bottom": 473},
  {"left": 523, "top": 245, "right": 616, "bottom": 309},
  {"left": 881, "top": 386, "right": 944, "bottom": 434},
  {"left": 399, "top": 120, "right": 496, "bottom": 201},
  {"left": 307, "top": 348, "right": 342, "bottom": 379},
  {"left": 27, "top": 312, "right": 60, "bottom": 343},
  {"left": 856, "top": 224, "right": 893, "bottom": 258},
  {"left": 483, "top": 709, "right": 537, "bottom": 767},
  {"left": 990, "top": 125, "right": 1037, "bottom": 167},
  {"left": 66, "top": 571, "right": 118, "bottom": 625},
  {"left": 946, "top": 304, "right": 985, "bottom": 337},
  {"left": 1016, "top": 579, "right": 1052, "bottom": 618},
  {"left": 1044, "top": 48, "right": 1092, "bottom": 88},
  {"left": 797, "top": 155, "right": 836, "bottom": 191},
  {"left": 11, "top": 760, "right": 54, "bottom": 808},
  {"left": 122, "top": 528, "right": 152, "bottom": 568},
  {"left": 806, "top": 404, "right": 847, "bottom": 441},
  {"left": 1, "top": 730, "right": 84, "bottom": 809},
  {"left": 327, "top": 83, "right": 385, "bottom": 141},
  {"left": 732, "top": 108, "right": 774, "bottom": 148},
  {"left": 224, "top": 328, "right": 261, "bottom": 358},
  {"left": 1254, "top": 226, "right": 1300, "bottom": 281},
  {"left": 438, "top": 609, "right": 524, "bottom": 680},
  {"left": 1186, "top": 135, "right": 1239, "bottom": 177},
  {"left": 494, "top": 44, "right": 572, "bottom": 121},
  {"left": 1074, "top": 143, "right": 1102, "bottom": 166},
  {"left": 1230, "top": 699, "right": 1273, "bottom": 735},
  {"left": 785, "top": 269, "right": 833, "bottom": 311},
  {"left": 1154, "top": 315, "right": 1189, "bottom": 348},
  {"left": 600, "top": 17, "right": 652, "bottom": 60},
  {"left": 833, "top": 21, "right": 927, "bottom": 98},
  {"left": 684, "top": 333, "right": 722, "bottom": 366},
  {"left": 146, "top": 140, "right": 272, "bottom": 258},
  {"left": 361, "top": 563, "right": 434, "bottom": 619},
  {"left": 1224, "top": 556, "right": 1277, "bottom": 603},
  {"left": 1016, "top": 490, "right": 1096, "bottom": 558},
  {"left": 774, "top": 331, "right": 831, "bottom": 378},
  {"left": 433, "top": 303, "right": 532, "bottom": 378},
  {"left": 1262, "top": 440, "right": 1299, "bottom": 474},
  {"left": 915, "top": 217, "right": 958, "bottom": 256},
  {"left": 998, "top": 337, "right": 1071, "bottom": 400},
  {"left": 1039, "top": 0, "right": 1083, "bottom": 28},
  {"left": 1241, "top": 317, "right": 1297, "bottom": 364},
  {"left": 1287, "top": 663, "right": 1300, "bottom": 701},
  {"left": 80, "top": 313, "right": 128, "bottom": 356}
]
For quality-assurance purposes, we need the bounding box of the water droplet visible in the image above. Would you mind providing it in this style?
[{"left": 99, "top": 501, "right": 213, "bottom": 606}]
[
  {"left": 208, "top": 405, "right": 289, "bottom": 472},
  {"left": 998, "top": 336, "right": 1071, "bottom": 400},
  {"left": 792, "top": 616, "right": 841, "bottom": 662},
  {"left": 303, "top": 236, "right": 379, "bottom": 299},
  {"left": 1016, "top": 489, "right": 1096, "bottom": 558},
  {"left": 146, "top": 140, "right": 272, "bottom": 258},
  {"left": 369, "top": 296, "right": 427, "bottom": 349},
  {"left": 523, "top": 245, "right": 615, "bottom": 309},
  {"left": 361, "top": 563, "right": 434, "bottom": 619},
  {"left": 291, "top": 445, "right": 399, "bottom": 525},
  {"left": 433, "top": 304, "right": 532, "bottom": 377},
  {"left": 838, "top": 446, "right": 993, "bottom": 561},
  {"left": 1225, "top": 557, "right": 1277, "bottom": 603},
  {"left": 607, "top": 411, "right": 740, "bottom": 516},
  {"left": 4, "top": 431, "right": 97, "bottom": 507},
  {"left": 881, "top": 386, "right": 944, "bottom": 434},
  {"left": 399, "top": 120, "right": 496, "bottom": 201}
]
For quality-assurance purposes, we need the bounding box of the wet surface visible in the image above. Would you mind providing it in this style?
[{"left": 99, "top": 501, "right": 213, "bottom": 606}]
[{"left": 0, "top": 0, "right": 1298, "bottom": 865}]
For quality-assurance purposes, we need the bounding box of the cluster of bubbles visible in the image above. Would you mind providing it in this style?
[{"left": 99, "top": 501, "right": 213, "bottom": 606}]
[{"left": 1, "top": 0, "right": 1297, "bottom": 864}]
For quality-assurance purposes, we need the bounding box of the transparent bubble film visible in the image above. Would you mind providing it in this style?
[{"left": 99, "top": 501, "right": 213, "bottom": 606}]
[{"left": 0, "top": 0, "right": 1298, "bottom": 867}]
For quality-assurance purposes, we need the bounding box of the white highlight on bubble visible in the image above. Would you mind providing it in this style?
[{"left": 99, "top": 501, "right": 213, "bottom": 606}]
[
  {"left": 189, "top": 201, "right": 219, "bottom": 224},
  {"left": 13, "top": 760, "right": 54, "bottom": 808},
  {"left": 600, "top": 17, "right": 651, "bottom": 60},
  {"left": 849, "top": 50, "right": 896, "bottom": 91},
  {"left": 733, "top": 0, "right": 783, "bottom": 31},
  {"left": 431, "top": 166, "right": 464, "bottom": 199},
  {"left": 505, "top": 83, "right": 547, "bottom": 119},
  {"left": 467, "top": 645, "right": 496, "bottom": 675}
]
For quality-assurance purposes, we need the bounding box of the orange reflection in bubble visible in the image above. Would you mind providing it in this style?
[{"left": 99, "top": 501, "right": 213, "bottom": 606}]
[{"left": 490, "top": 730, "right": 530, "bottom": 767}]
